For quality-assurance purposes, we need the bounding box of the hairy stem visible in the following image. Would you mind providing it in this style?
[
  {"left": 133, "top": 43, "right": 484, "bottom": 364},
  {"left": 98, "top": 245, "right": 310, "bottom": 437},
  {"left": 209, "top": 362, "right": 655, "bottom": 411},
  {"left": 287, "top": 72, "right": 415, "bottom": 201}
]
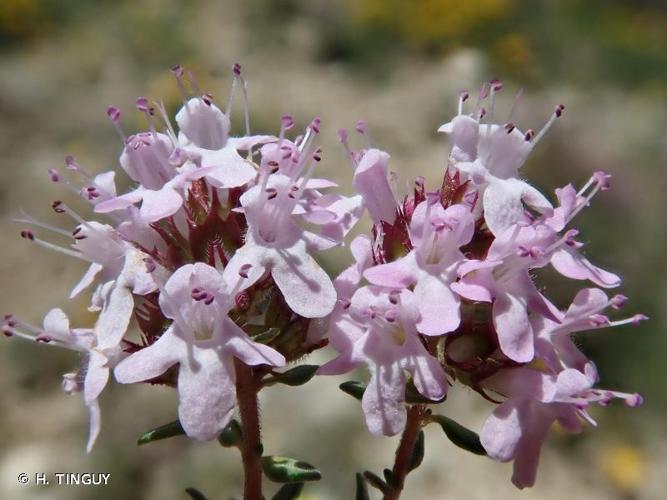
[
  {"left": 383, "top": 405, "right": 423, "bottom": 500},
  {"left": 235, "top": 359, "right": 263, "bottom": 500}
]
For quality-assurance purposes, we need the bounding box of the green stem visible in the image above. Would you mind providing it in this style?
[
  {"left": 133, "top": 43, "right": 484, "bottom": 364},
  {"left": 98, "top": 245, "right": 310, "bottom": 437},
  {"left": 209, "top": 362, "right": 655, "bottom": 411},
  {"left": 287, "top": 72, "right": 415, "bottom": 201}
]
[
  {"left": 235, "top": 359, "right": 263, "bottom": 500},
  {"left": 383, "top": 405, "right": 423, "bottom": 500}
]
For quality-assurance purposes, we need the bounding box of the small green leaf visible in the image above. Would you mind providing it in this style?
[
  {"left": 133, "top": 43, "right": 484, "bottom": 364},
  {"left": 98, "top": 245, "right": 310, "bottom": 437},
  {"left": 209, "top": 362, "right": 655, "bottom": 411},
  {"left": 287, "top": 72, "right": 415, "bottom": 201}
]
[
  {"left": 355, "top": 473, "right": 370, "bottom": 500},
  {"left": 271, "top": 482, "right": 304, "bottom": 500},
  {"left": 137, "top": 420, "right": 184, "bottom": 446},
  {"left": 339, "top": 381, "right": 367, "bottom": 401},
  {"left": 185, "top": 487, "right": 208, "bottom": 500},
  {"left": 383, "top": 468, "right": 397, "bottom": 488},
  {"left": 264, "top": 365, "right": 319, "bottom": 387},
  {"left": 405, "top": 379, "right": 447, "bottom": 404},
  {"left": 218, "top": 419, "right": 243, "bottom": 448},
  {"left": 253, "top": 327, "right": 282, "bottom": 344},
  {"left": 261, "top": 456, "right": 322, "bottom": 483},
  {"left": 408, "top": 431, "right": 425, "bottom": 472},
  {"left": 362, "top": 471, "right": 390, "bottom": 494},
  {"left": 431, "top": 415, "right": 486, "bottom": 456}
]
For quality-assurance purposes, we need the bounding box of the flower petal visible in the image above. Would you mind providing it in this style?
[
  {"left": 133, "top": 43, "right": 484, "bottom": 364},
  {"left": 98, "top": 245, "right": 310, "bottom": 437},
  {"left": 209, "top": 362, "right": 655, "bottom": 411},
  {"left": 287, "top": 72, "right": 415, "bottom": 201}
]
[
  {"left": 493, "top": 293, "right": 534, "bottom": 363},
  {"left": 114, "top": 326, "right": 183, "bottom": 383},
  {"left": 271, "top": 243, "right": 336, "bottom": 318},
  {"left": 177, "top": 349, "right": 236, "bottom": 440}
]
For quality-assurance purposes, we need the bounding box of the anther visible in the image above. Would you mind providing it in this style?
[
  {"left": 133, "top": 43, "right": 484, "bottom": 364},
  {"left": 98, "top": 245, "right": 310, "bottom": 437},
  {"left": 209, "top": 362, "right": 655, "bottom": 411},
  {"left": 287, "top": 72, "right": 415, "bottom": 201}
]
[
  {"left": 64, "top": 155, "right": 79, "bottom": 171},
  {"left": 504, "top": 122, "right": 515, "bottom": 134},
  {"left": 170, "top": 64, "right": 185, "bottom": 78},
  {"left": 143, "top": 257, "right": 157, "bottom": 273},
  {"left": 20, "top": 230, "right": 34, "bottom": 241},
  {"left": 555, "top": 104, "right": 565, "bottom": 117},
  {"left": 281, "top": 114, "right": 294, "bottom": 131},
  {"left": 593, "top": 171, "right": 611, "bottom": 191},
  {"left": 309, "top": 117, "right": 321, "bottom": 134},
  {"left": 355, "top": 120, "right": 367, "bottom": 135},
  {"left": 524, "top": 129, "right": 535, "bottom": 141},
  {"left": 106, "top": 106, "right": 121, "bottom": 122},
  {"left": 239, "top": 264, "right": 252, "bottom": 279},
  {"left": 632, "top": 314, "right": 648, "bottom": 325},
  {"left": 232, "top": 63, "right": 242, "bottom": 76},
  {"left": 135, "top": 97, "right": 150, "bottom": 113},
  {"left": 265, "top": 188, "right": 278, "bottom": 200},
  {"left": 610, "top": 294, "right": 628, "bottom": 310},
  {"left": 385, "top": 309, "right": 398, "bottom": 323},
  {"left": 459, "top": 90, "right": 469, "bottom": 102},
  {"left": 106, "top": 106, "right": 125, "bottom": 140},
  {"left": 388, "top": 290, "right": 400, "bottom": 305},
  {"left": 51, "top": 201, "right": 65, "bottom": 214},
  {"left": 490, "top": 79, "right": 503, "bottom": 93}
]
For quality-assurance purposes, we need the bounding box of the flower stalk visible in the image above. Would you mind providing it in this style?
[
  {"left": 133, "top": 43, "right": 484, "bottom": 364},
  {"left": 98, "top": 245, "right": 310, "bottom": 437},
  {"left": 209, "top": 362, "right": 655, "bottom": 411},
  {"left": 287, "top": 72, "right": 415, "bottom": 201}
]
[
  {"left": 235, "top": 358, "right": 263, "bottom": 500},
  {"left": 383, "top": 405, "right": 424, "bottom": 500}
]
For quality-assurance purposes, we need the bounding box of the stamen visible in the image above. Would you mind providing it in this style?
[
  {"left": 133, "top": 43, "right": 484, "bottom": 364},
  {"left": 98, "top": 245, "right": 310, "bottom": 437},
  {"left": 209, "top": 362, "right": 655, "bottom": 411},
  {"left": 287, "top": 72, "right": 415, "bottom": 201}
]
[
  {"left": 487, "top": 79, "right": 502, "bottom": 122},
  {"left": 506, "top": 88, "right": 523, "bottom": 124},
  {"left": 20, "top": 230, "right": 86, "bottom": 260},
  {"left": 238, "top": 264, "right": 252, "bottom": 279},
  {"left": 106, "top": 106, "right": 126, "bottom": 141},
  {"left": 13, "top": 210, "right": 71, "bottom": 238},
  {"left": 278, "top": 114, "right": 294, "bottom": 147},
  {"left": 384, "top": 309, "right": 398, "bottom": 323},
  {"left": 610, "top": 294, "right": 628, "bottom": 310},
  {"left": 532, "top": 104, "right": 565, "bottom": 146},
  {"left": 338, "top": 128, "right": 357, "bottom": 169},
  {"left": 457, "top": 90, "right": 469, "bottom": 115},
  {"left": 171, "top": 65, "right": 190, "bottom": 109},
  {"left": 50, "top": 201, "right": 96, "bottom": 231}
]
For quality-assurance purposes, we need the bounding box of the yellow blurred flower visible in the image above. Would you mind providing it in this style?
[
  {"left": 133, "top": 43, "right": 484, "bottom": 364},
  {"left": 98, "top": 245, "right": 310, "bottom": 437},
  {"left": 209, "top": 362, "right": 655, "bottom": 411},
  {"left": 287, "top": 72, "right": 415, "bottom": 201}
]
[
  {"left": 0, "top": 0, "right": 44, "bottom": 38},
  {"left": 598, "top": 444, "right": 647, "bottom": 492},
  {"left": 345, "top": 0, "right": 513, "bottom": 48}
]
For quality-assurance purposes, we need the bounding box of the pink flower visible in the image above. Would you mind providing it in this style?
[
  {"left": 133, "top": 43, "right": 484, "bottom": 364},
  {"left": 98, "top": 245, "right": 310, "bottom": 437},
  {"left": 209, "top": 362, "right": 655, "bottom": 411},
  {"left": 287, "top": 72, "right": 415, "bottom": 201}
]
[
  {"left": 222, "top": 121, "right": 361, "bottom": 318},
  {"left": 114, "top": 263, "right": 285, "bottom": 440},
  {"left": 319, "top": 288, "right": 447, "bottom": 435},
  {"left": 364, "top": 200, "right": 475, "bottom": 335},
  {"left": 438, "top": 91, "right": 562, "bottom": 235},
  {"left": 480, "top": 366, "right": 642, "bottom": 489},
  {"left": 534, "top": 288, "right": 645, "bottom": 376},
  {"left": 4, "top": 306, "right": 126, "bottom": 452},
  {"left": 353, "top": 148, "right": 398, "bottom": 225}
]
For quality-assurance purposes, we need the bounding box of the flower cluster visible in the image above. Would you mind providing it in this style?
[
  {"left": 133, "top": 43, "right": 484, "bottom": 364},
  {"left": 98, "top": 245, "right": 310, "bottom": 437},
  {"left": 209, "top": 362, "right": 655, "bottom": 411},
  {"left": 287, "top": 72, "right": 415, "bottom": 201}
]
[
  {"left": 318, "top": 84, "right": 645, "bottom": 488},
  {"left": 4, "top": 71, "right": 644, "bottom": 490}
]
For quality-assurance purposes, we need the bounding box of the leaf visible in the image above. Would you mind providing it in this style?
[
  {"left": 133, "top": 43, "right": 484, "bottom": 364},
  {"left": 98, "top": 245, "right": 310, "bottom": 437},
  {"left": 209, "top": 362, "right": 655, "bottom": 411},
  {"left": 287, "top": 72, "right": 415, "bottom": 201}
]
[
  {"left": 431, "top": 415, "right": 486, "bottom": 456},
  {"left": 137, "top": 420, "right": 184, "bottom": 446},
  {"left": 264, "top": 365, "right": 319, "bottom": 387},
  {"left": 355, "top": 473, "right": 370, "bottom": 500},
  {"left": 253, "top": 327, "right": 282, "bottom": 344},
  {"left": 362, "top": 471, "right": 390, "bottom": 494},
  {"left": 218, "top": 419, "right": 243, "bottom": 448},
  {"left": 339, "top": 381, "right": 367, "bottom": 401},
  {"left": 261, "top": 456, "right": 322, "bottom": 483},
  {"left": 185, "top": 487, "right": 208, "bottom": 500},
  {"left": 383, "top": 468, "right": 397, "bottom": 488},
  {"left": 408, "top": 431, "right": 425, "bottom": 472},
  {"left": 271, "top": 482, "right": 304, "bottom": 500}
]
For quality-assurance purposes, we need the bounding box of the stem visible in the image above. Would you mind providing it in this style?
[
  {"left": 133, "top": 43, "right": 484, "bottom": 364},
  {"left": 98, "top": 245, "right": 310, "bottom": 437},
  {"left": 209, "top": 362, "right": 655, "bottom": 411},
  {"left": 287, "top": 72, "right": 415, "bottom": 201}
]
[
  {"left": 235, "top": 359, "right": 263, "bottom": 500},
  {"left": 383, "top": 405, "right": 423, "bottom": 500}
]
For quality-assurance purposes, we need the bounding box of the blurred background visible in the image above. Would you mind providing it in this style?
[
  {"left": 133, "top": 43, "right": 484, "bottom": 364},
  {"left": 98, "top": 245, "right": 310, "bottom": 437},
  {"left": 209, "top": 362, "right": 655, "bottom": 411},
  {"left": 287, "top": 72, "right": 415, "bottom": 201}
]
[{"left": 0, "top": 0, "right": 665, "bottom": 498}]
